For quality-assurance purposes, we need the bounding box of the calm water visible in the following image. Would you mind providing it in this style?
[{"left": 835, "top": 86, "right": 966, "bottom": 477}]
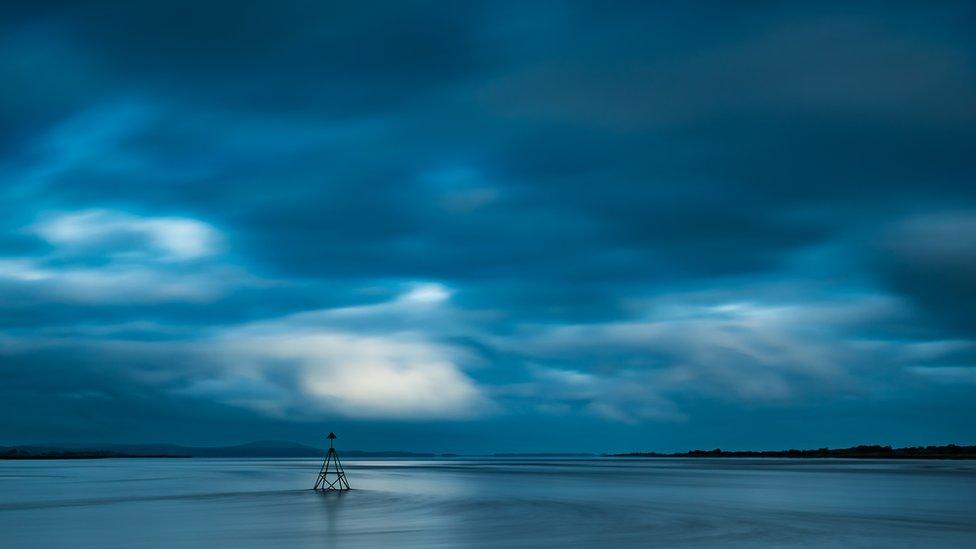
[{"left": 1, "top": 457, "right": 975, "bottom": 548}]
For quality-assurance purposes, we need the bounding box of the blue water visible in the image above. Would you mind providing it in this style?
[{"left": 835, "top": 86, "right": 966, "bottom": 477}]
[{"left": 1, "top": 457, "right": 975, "bottom": 547}]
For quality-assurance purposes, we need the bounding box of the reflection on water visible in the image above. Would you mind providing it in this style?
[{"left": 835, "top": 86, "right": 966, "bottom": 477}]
[{"left": 1, "top": 457, "right": 975, "bottom": 547}]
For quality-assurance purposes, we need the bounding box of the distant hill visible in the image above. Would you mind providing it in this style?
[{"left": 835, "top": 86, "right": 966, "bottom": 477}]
[
  {"left": 607, "top": 444, "right": 976, "bottom": 459},
  {"left": 0, "top": 445, "right": 187, "bottom": 459},
  {"left": 492, "top": 453, "right": 596, "bottom": 457},
  {"left": 1, "top": 441, "right": 447, "bottom": 459},
  {"left": 342, "top": 450, "right": 439, "bottom": 458}
]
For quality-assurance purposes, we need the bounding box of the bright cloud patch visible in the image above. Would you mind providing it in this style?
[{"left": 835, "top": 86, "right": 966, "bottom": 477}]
[
  {"left": 0, "top": 260, "right": 224, "bottom": 304},
  {"left": 187, "top": 284, "right": 494, "bottom": 420},
  {"left": 212, "top": 331, "right": 491, "bottom": 419},
  {"left": 0, "top": 210, "right": 232, "bottom": 304},
  {"left": 399, "top": 282, "right": 453, "bottom": 304},
  {"left": 33, "top": 209, "right": 221, "bottom": 261}
]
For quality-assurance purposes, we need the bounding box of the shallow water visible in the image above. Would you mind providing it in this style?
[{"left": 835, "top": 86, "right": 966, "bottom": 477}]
[{"left": 1, "top": 457, "right": 974, "bottom": 548}]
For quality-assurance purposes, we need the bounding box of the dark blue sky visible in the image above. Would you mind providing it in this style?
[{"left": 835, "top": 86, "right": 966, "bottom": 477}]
[{"left": 2, "top": 2, "right": 975, "bottom": 453}]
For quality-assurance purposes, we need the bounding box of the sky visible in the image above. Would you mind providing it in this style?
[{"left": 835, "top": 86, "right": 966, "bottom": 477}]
[{"left": 1, "top": 2, "right": 975, "bottom": 453}]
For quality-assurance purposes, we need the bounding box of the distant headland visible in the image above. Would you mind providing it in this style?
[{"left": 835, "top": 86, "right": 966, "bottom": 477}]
[{"left": 608, "top": 444, "right": 976, "bottom": 459}]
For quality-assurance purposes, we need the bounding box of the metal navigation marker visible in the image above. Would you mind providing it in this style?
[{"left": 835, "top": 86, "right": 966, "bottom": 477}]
[{"left": 313, "top": 431, "right": 350, "bottom": 491}]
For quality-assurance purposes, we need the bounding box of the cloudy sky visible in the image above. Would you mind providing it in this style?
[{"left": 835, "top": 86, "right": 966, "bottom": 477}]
[{"left": 2, "top": 2, "right": 975, "bottom": 453}]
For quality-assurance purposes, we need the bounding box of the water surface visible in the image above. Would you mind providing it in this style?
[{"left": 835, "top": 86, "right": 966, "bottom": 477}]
[{"left": 1, "top": 457, "right": 974, "bottom": 547}]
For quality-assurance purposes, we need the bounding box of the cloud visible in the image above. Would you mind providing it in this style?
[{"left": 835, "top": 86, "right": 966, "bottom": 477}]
[
  {"left": 0, "top": 260, "right": 226, "bottom": 304},
  {"left": 496, "top": 295, "right": 914, "bottom": 422},
  {"left": 207, "top": 331, "right": 492, "bottom": 419},
  {"left": 176, "top": 283, "right": 495, "bottom": 420},
  {"left": 33, "top": 209, "right": 221, "bottom": 261},
  {"left": 0, "top": 282, "right": 495, "bottom": 423},
  {"left": 1, "top": 210, "right": 232, "bottom": 304},
  {"left": 876, "top": 211, "right": 976, "bottom": 335},
  {"left": 398, "top": 282, "right": 453, "bottom": 305},
  {"left": 524, "top": 366, "right": 687, "bottom": 424},
  {"left": 906, "top": 366, "right": 976, "bottom": 384},
  {"left": 1, "top": 1, "right": 975, "bottom": 447}
]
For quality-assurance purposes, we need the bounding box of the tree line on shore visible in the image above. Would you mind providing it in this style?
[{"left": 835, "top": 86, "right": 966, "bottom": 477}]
[{"left": 609, "top": 444, "right": 976, "bottom": 459}]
